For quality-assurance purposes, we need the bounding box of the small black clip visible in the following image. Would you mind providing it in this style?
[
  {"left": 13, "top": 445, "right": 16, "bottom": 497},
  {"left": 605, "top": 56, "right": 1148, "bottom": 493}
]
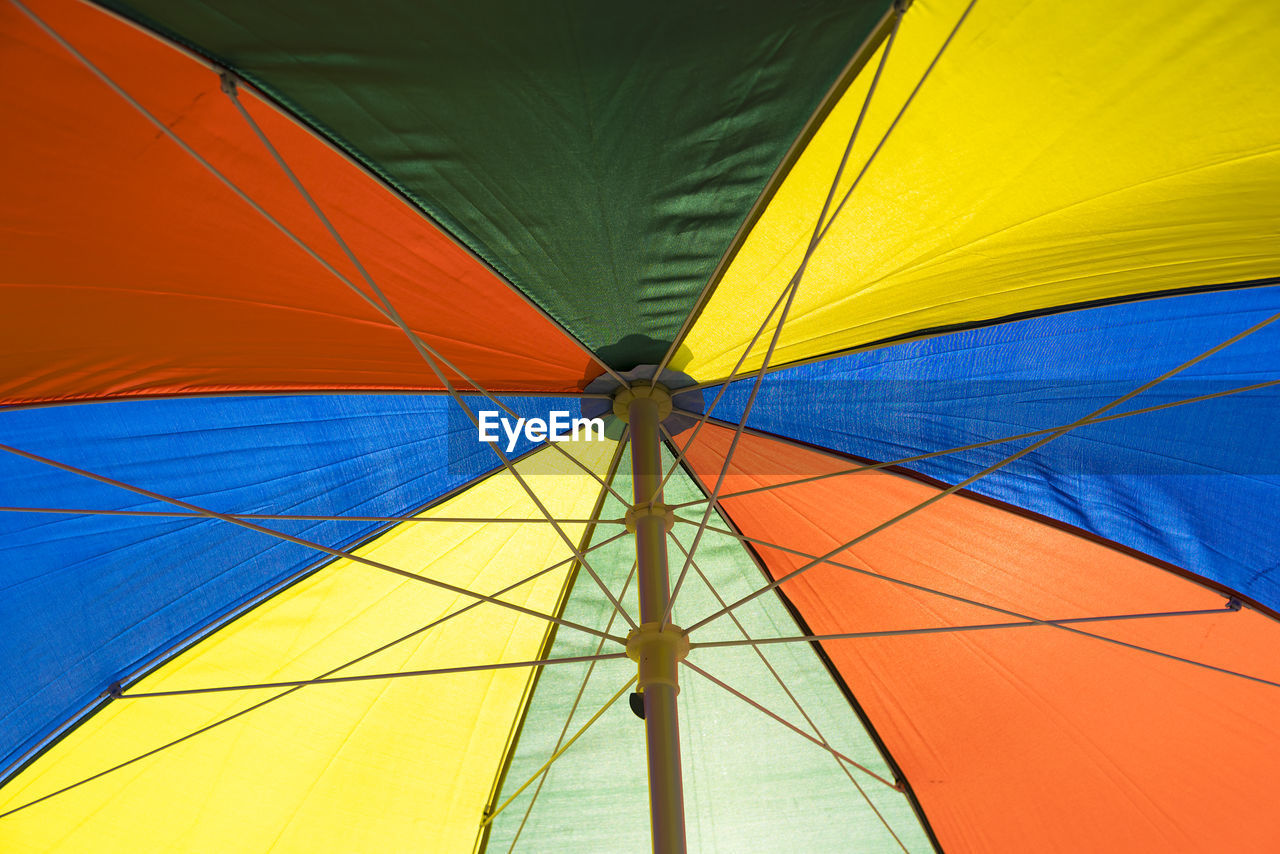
[
  {"left": 107, "top": 682, "right": 123, "bottom": 699},
  {"left": 628, "top": 691, "right": 645, "bottom": 720},
  {"left": 1227, "top": 597, "right": 1243, "bottom": 612}
]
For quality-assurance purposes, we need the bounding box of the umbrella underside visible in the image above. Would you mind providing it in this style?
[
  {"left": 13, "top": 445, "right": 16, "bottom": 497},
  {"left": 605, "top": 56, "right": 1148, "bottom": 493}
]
[{"left": 2, "top": 0, "right": 1278, "bottom": 851}]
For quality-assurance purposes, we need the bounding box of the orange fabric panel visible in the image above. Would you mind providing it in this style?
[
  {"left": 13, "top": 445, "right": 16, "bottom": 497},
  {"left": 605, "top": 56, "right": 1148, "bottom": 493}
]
[
  {"left": 679, "top": 423, "right": 1280, "bottom": 852},
  {"left": 1, "top": 0, "right": 595, "bottom": 405}
]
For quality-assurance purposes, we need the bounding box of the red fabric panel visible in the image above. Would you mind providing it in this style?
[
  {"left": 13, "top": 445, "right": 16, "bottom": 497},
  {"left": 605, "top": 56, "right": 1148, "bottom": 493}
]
[
  {"left": 680, "top": 423, "right": 1280, "bottom": 852},
  {"left": 1, "top": 0, "right": 596, "bottom": 405}
]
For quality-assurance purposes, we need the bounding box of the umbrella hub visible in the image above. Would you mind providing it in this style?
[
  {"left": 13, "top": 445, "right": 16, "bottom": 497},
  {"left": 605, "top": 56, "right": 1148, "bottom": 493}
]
[
  {"left": 625, "top": 621, "right": 690, "bottom": 693},
  {"left": 611, "top": 381, "right": 673, "bottom": 422},
  {"left": 580, "top": 365, "right": 701, "bottom": 439}
]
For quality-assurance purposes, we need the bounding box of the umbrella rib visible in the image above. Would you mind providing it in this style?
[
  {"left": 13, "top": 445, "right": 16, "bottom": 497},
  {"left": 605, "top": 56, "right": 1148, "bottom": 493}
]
[
  {"left": 651, "top": 2, "right": 903, "bottom": 384},
  {"left": 0, "top": 495, "right": 628, "bottom": 790},
  {"left": 680, "top": 660, "right": 901, "bottom": 791},
  {"left": 0, "top": 441, "right": 626, "bottom": 645},
  {"left": 0, "top": 531, "right": 626, "bottom": 819},
  {"left": 650, "top": 7, "right": 906, "bottom": 507},
  {"left": 114, "top": 653, "right": 632, "bottom": 699},
  {"left": 800, "top": 0, "right": 981, "bottom": 273},
  {"left": 220, "top": 75, "right": 634, "bottom": 483},
  {"left": 12, "top": 0, "right": 637, "bottom": 636},
  {"left": 13, "top": 0, "right": 630, "bottom": 508},
  {"left": 502, "top": 561, "right": 640, "bottom": 851},
  {"left": 481, "top": 424, "right": 631, "bottom": 829},
  {"left": 480, "top": 675, "right": 638, "bottom": 829},
  {"left": 688, "top": 606, "right": 1240, "bottom": 648},
  {"left": 684, "top": 521, "right": 1280, "bottom": 689},
  {"left": 665, "top": 2, "right": 950, "bottom": 623},
  {"left": 217, "top": 76, "right": 632, "bottom": 508},
  {"left": 665, "top": 376, "right": 1280, "bottom": 508},
  {"left": 687, "top": 309, "right": 1280, "bottom": 635},
  {"left": 0, "top": 507, "right": 626, "bottom": 525},
  {"left": 668, "top": 534, "right": 910, "bottom": 852},
  {"left": 490, "top": 428, "right": 633, "bottom": 842},
  {"left": 653, "top": 7, "right": 909, "bottom": 507},
  {"left": 47, "top": 0, "right": 631, "bottom": 395},
  {"left": 430, "top": 392, "right": 639, "bottom": 630},
  {"left": 214, "top": 80, "right": 637, "bottom": 630},
  {"left": 661, "top": 0, "right": 977, "bottom": 405},
  {"left": 4, "top": 0, "right": 388, "bottom": 361},
  {"left": 652, "top": 263, "right": 794, "bottom": 501}
]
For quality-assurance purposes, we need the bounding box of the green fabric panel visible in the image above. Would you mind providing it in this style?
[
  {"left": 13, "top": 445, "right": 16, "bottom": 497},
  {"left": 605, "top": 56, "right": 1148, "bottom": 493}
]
[
  {"left": 486, "top": 446, "right": 932, "bottom": 852},
  {"left": 99, "top": 1, "right": 891, "bottom": 370}
]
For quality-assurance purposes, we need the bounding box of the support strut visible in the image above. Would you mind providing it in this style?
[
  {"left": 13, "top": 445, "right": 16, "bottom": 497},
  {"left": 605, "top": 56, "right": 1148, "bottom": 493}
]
[{"left": 616, "top": 382, "right": 688, "bottom": 854}]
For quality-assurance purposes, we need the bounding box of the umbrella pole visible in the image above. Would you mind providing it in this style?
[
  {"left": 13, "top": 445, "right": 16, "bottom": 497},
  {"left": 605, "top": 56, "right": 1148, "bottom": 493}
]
[{"left": 618, "top": 384, "right": 688, "bottom": 854}]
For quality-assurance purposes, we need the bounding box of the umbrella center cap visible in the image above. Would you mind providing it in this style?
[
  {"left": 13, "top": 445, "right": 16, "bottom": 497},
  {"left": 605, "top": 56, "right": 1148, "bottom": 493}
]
[
  {"left": 625, "top": 621, "right": 689, "bottom": 692},
  {"left": 611, "top": 382, "right": 673, "bottom": 422}
]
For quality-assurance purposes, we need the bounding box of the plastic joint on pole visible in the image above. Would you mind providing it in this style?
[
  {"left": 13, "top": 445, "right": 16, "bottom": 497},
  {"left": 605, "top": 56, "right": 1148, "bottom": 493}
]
[
  {"left": 625, "top": 622, "right": 690, "bottom": 693},
  {"left": 626, "top": 502, "right": 676, "bottom": 533}
]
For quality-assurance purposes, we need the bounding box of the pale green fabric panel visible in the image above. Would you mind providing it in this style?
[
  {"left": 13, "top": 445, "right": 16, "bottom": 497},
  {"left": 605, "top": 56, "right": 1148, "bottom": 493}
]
[{"left": 486, "top": 447, "right": 931, "bottom": 852}]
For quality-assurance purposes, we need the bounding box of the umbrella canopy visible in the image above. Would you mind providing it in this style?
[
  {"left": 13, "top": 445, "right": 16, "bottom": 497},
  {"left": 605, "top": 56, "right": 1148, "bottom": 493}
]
[{"left": 2, "top": 0, "right": 1279, "bottom": 851}]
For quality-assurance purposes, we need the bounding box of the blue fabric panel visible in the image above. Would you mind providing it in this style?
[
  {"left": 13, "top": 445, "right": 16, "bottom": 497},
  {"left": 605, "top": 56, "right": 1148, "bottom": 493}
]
[
  {"left": 704, "top": 287, "right": 1280, "bottom": 612},
  {"left": 0, "top": 393, "right": 574, "bottom": 776}
]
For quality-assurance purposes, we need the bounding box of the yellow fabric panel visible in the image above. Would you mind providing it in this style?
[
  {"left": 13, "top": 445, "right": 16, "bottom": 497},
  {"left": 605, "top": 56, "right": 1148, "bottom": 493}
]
[
  {"left": 679, "top": 0, "right": 1280, "bottom": 381},
  {"left": 0, "top": 438, "right": 616, "bottom": 853}
]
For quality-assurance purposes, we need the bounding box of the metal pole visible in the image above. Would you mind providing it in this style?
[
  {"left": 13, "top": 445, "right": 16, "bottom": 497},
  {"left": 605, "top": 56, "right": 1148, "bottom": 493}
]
[{"left": 623, "top": 385, "right": 688, "bottom": 854}]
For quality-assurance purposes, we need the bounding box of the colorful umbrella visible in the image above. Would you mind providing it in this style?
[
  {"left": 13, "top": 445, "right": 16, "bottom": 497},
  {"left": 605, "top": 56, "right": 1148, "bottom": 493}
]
[{"left": 2, "top": 0, "right": 1278, "bottom": 851}]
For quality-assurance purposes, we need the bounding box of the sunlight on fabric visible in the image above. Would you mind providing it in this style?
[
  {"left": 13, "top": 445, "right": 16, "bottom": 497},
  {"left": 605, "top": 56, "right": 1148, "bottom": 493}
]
[
  {"left": 486, "top": 446, "right": 933, "bottom": 853},
  {"left": 680, "top": 0, "right": 1280, "bottom": 381},
  {"left": 0, "top": 438, "right": 615, "bottom": 853}
]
